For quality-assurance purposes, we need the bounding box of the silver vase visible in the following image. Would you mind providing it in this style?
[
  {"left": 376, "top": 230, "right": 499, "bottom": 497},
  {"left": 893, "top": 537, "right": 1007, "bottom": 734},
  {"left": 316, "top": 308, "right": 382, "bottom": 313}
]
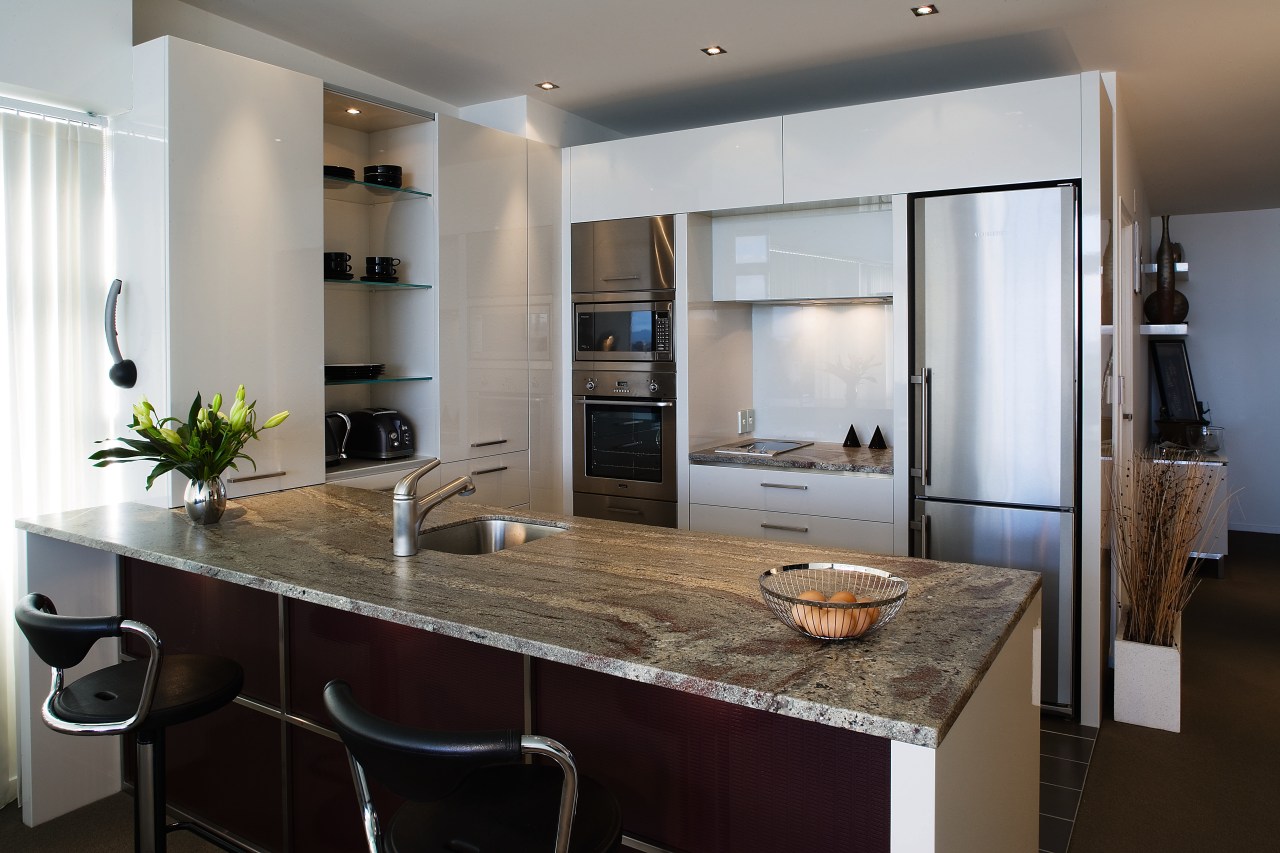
[{"left": 184, "top": 476, "right": 227, "bottom": 525}]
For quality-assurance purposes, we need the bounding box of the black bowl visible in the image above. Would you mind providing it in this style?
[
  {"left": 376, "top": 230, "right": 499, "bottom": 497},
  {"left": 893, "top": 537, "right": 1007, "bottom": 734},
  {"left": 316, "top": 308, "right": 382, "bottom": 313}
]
[{"left": 364, "top": 164, "right": 402, "bottom": 175}]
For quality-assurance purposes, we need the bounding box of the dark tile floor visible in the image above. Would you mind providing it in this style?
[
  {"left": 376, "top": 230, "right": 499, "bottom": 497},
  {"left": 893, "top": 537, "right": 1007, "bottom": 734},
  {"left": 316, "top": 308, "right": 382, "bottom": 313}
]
[{"left": 1038, "top": 718, "right": 1098, "bottom": 853}]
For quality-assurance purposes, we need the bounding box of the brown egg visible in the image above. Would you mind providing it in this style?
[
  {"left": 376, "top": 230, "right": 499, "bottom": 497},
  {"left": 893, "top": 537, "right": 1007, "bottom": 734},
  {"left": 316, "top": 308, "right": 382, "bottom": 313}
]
[
  {"left": 823, "top": 590, "right": 860, "bottom": 637},
  {"left": 791, "top": 589, "right": 827, "bottom": 634}
]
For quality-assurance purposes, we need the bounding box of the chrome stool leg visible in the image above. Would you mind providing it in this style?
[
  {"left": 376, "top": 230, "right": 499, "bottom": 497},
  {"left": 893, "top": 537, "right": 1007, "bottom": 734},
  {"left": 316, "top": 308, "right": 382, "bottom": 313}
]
[{"left": 136, "top": 730, "right": 166, "bottom": 853}]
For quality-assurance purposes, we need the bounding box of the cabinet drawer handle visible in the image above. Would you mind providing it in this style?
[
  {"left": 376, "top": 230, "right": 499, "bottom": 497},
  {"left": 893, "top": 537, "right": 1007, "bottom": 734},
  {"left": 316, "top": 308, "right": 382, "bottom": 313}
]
[
  {"left": 471, "top": 439, "right": 508, "bottom": 448},
  {"left": 760, "top": 482, "right": 807, "bottom": 490},
  {"left": 227, "top": 471, "right": 285, "bottom": 484},
  {"left": 761, "top": 523, "right": 809, "bottom": 533},
  {"left": 606, "top": 507, "right": 644, "bottom": 516},
  {"left": 601, "top": 274, "right": 641, "bottom": 282},
  {"left": 471, "top": 466, "right": 508, "bottom": 476}
]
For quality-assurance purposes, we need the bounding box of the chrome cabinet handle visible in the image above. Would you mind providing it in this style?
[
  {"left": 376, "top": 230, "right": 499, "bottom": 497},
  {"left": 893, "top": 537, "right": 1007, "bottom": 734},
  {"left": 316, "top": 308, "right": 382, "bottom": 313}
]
[
  {"left": 471, "top": 439, "right": 508, "bottom": 448},
  {"left": 761, "top": 523, "right": 809, "bottom": 533},
  {"left": 470, "top": 466, "right": 508, "bottom": 476},
  {"left": 606, "top": 507, "right": 643, "bottom": 516},
  {"left": 760, "top": 482, "right": 807, "bottom": 490},
  {"left": 227, "top": 471, "right": 285, "bottom": 484},
  {"left": 601, "top": 274, "right": 641, "bottom": 281}
]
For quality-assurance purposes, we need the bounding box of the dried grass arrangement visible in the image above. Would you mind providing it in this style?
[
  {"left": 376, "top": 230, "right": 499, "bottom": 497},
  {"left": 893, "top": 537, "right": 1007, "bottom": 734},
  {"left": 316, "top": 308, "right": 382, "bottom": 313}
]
[{"left": 1111, "top": 449, "right": 1225, "bottom": 647}]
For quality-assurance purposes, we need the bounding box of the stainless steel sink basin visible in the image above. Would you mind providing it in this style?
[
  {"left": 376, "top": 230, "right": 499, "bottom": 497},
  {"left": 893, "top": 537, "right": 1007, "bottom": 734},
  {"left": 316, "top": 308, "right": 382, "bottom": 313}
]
[{"left": 417, "top": 518, "right": 566, "bottom": 555}]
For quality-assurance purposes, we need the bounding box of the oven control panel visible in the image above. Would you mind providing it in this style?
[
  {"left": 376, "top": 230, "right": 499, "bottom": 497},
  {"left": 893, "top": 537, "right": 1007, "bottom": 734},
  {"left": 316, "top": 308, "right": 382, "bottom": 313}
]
[{"left": 574, "top": 370, "right": 674, "bottom": 400}]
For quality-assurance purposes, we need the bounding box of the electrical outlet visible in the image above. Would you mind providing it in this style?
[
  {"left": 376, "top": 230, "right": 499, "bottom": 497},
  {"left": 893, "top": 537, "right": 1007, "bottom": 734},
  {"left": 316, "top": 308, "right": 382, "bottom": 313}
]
[{"left": 737, "top": 409, "right": 755, "bottom": 434}]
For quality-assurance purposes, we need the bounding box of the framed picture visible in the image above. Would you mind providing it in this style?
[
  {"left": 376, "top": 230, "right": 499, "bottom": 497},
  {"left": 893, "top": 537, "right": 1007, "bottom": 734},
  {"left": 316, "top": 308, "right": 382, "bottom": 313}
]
[{"left": 1150, "top": 340, "right": 1200, "bottom": 422}]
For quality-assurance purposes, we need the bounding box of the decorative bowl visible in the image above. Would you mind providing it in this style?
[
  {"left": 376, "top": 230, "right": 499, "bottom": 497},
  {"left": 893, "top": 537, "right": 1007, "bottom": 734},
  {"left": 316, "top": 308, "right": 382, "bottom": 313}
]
[{"left": 759, "top": 563, "right": 908, "bottom": 641}]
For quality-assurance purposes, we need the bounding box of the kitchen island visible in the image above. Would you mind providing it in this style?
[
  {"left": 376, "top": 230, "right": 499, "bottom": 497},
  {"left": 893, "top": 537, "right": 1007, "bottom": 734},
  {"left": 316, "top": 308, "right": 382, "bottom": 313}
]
[{"left": 17, "top": 484, "right": 1040, "bottom": 853}]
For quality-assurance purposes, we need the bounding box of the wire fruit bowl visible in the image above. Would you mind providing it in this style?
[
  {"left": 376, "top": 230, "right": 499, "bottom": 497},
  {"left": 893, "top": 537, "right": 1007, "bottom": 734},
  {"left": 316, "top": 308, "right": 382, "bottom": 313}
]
[{"left": 759, "top": 563, "right": 908, "bottom": 641}]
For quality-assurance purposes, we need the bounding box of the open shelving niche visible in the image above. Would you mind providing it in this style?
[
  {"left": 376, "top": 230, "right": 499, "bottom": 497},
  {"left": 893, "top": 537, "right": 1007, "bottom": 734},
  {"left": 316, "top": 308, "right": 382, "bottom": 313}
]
[{"left": 322, "top": 88, "right": 439, "bottom": 483}]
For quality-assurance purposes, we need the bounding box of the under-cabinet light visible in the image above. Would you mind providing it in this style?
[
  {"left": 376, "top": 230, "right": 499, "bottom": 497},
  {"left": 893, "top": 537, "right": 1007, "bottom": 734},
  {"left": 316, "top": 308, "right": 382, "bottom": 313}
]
[
  {"left": 345, "top": 107, "right": 362, "bottom": 115},
  {"left": 536, "top": 81, "right": 560, "bottom": 91},
  {"left": 701, "top": 45, "right": 727, "bottom": 56},
  {"left": 912, "top": 4, "right": 939, "bottom": 16}
]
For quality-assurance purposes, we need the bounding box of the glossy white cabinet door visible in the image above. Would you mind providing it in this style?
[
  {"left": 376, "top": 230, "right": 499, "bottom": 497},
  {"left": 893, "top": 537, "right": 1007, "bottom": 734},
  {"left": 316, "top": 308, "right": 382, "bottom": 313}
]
[
  {"left": 784, "top": 75, "right": 1082, "bottom": 203},
  {"left": 690, "top": 503, "right": 894, "bottom": 555},
  {"left": 711, "top": 204, "right": 893, "bottom": 301},
  {"left": 115, "top": 38, "right": 324, "bottom": 506},
  {"left": 438, "top": 450, "right": 531, "bottom": 508},
  {"left": 569, "top": 117, "right": 783, "bottom": 221},
  {"left": 437, "top": 116, "right": 530, "bottom": 463}
]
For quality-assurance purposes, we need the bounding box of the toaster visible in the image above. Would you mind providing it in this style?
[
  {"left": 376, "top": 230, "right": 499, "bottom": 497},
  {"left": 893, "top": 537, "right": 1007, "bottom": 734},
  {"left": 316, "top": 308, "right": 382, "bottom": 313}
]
[
  {"left": 324, "top": 411, "right": 352, "bottom": 465},
  {"left": 346, "top": 408, "right": 415, "bottom": 460}
]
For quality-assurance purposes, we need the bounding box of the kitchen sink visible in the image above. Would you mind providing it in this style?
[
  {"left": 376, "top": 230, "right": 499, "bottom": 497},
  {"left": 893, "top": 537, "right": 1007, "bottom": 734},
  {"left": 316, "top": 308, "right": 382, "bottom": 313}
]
[{"left": 417, "top": 517, "right": 566, "bottom": 555}]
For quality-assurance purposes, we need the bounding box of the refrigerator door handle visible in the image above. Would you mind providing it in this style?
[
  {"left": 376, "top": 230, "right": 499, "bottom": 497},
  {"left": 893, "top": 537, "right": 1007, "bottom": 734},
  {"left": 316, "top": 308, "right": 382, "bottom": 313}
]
[
  {"left": 910, "top": 513, "right": 932, "bottom": 559},
  {"left": 910, "top": 369, "right": 932, "bottom": 485}
]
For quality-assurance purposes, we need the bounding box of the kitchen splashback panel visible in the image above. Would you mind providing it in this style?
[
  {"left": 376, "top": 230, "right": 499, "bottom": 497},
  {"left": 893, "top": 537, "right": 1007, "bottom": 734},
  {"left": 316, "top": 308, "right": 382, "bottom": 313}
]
[{"left": 751, "top": 302, "right": 893, "bottom": 446}]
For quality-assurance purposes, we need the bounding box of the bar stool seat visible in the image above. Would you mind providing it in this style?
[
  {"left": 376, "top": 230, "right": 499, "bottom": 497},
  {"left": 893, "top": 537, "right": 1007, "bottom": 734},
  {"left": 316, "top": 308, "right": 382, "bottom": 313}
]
[
  {"left": 324, "top": 679, "right": 623, "bottom": 853},
  {"left": 15, "top": 592, "right": 245, "bottom": 853}
]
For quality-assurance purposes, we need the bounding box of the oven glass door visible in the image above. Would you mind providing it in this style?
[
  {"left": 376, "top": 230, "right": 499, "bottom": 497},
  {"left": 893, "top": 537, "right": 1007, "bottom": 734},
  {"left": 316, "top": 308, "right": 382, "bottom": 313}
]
[
  {"left": 575, "top": 302, "right": 671, "bottom": 362},
  {"left": 574, "top": 399, "right": 676, "bottom": 502}
]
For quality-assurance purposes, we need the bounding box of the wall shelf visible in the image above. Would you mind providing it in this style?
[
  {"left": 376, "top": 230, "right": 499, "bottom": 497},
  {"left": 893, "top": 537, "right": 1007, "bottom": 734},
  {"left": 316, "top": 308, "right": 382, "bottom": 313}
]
[
  {"left": 323, "top": 177, "right": 431, "bottom": 201},
  {"left": 323, "top": 375, "right": 433, "bottom": 386},
  {"left": 324, "top": 278, "right": 432, "bottom": 290}
]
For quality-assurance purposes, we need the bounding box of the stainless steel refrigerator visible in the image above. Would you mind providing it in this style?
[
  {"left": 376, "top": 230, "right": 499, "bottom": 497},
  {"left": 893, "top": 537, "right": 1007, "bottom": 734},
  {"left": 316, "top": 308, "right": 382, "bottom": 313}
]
[{"left": 911, "top": 184, "right": 1079, "bottom": 714}]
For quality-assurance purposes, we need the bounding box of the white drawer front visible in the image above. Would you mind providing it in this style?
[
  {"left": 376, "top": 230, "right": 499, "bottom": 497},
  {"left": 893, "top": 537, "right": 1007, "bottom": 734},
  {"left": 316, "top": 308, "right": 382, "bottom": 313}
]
[
  {"left": 690, "top": 504, "right": 893, "bottom": 555},
  {"left": 438, "top": 450, "right": 530, "bottom": 509},
  {"left": 689, "top": 464, "right": 892, "bottom": 522}
]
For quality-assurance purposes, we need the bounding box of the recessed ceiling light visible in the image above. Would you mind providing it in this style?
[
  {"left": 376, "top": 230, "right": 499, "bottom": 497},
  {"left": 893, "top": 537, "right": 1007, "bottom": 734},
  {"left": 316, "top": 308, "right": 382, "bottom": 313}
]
[
  {"left": 536, "top": 81, "right": 560, "bottom": 91},
  {"left": 345, "top": 107, "right": 362, "bottom": 115},
  {"left": 701, "top": 45, "right": 727, "bottom": 56},
  {"left": 912, "top": 4, "right": 939, "bottom": 15}
]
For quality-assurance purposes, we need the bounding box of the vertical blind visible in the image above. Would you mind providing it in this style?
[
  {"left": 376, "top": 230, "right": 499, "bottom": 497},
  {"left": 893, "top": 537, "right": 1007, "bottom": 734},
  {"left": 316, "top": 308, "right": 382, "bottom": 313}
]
[{"left": 0, "top": 106, "right": 115, "bottom": 807}]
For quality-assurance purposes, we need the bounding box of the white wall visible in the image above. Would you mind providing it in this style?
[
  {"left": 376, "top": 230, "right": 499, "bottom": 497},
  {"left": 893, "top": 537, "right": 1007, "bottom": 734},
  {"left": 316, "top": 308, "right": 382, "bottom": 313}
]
[
  {"left": 0, "top": 0, "right": 131, "bottom": 115},
  {"left": 1158, "top": 209, "right": 1280, "bottom": 533}
]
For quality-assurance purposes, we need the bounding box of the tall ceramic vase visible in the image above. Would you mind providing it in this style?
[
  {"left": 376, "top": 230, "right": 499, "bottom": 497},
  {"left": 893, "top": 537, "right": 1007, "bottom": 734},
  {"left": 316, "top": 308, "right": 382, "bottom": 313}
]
[
  {"left": 1143, "top": 215, "right": 1189, "bottom": 324},
  {"left": 184, "top": 476, "right": 227, "bottom": 524}
]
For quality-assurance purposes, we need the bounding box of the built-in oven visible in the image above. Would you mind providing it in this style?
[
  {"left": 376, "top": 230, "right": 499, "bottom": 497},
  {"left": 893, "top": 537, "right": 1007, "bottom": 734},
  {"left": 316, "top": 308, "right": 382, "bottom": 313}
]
[
  {"left": 573, "top": 369, "right": 678, "bottom": 528},
  {"left": 574, "top": 296, "right": 673, "bottom": 365}
]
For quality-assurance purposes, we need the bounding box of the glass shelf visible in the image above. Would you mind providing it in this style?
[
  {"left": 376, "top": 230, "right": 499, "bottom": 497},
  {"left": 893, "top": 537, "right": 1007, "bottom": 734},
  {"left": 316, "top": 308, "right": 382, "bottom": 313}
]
[
  {"left": 323, "top": 177, "right": 432, "bottom": 201},
  {"left": 324, "top": 278, "right": 432, "bottom": 290},
  {"left": 324, "top": 375, "right": 433, "bottom": 386}
]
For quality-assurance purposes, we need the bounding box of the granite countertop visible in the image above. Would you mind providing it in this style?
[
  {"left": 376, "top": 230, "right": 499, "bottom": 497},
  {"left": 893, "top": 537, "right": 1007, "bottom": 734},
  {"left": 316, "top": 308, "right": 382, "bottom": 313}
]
[
  {"left": 689, "top": 440, "right": 894, "bottom": 475},
  {"left": 18, "top": 485, "right": 1037, "bottom": 749}
]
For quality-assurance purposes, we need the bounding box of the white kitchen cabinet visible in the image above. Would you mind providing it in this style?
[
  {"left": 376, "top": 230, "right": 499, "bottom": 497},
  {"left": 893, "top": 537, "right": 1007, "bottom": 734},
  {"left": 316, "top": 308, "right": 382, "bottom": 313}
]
[
  {"left": 112, "top": 37, "right": 324, "bottom": 507},
  {"left": 711, "top": 202, "right": 893, "bottom": 301},
  {"left": 438, "top": 450, "right": 531, "bottom": 509},
  {"left": 569, "top": 117, "right": 783, "bottom": 222},
  {"left": 689, "top": 464, "right": 894, "bottom": 553},
  {"left": 783, "top": 75, "right": 1083, "bottom": 203},
  {"left": 690, "top": 503, "right": 894, "bottom": 554},
  {"left": 437, "top": 116, "right": 530, "bottom": 464}
]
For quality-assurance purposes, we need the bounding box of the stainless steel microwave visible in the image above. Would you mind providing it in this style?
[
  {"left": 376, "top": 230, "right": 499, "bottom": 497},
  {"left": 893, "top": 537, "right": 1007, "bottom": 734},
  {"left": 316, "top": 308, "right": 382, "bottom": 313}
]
[{"left": 574, "top": 300, "right": 673, "bottom": 363}]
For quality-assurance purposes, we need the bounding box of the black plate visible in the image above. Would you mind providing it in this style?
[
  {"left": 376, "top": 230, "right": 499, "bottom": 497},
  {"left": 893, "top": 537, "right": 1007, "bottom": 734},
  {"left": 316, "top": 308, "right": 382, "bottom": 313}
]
[
  {"left": 325, "top": 273, "right": 355, "bottom": 281},
  {"left": 324, "top": 363, "right": 386, "bottom": 381},
  {"left": 360, "top": 275, "right": 400, "bottom": 283},
  {"left": 324, "top": 165, "right": 356, "bottom": 180}
]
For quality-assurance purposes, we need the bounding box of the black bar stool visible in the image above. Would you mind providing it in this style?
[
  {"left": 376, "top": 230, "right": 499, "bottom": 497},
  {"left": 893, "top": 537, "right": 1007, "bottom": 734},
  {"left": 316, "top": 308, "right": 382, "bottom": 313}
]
[
  {"left": 15, "top": 592, "right": 246, "bottom": 853},
  {"left": 323, "top": 679, "right": 624, "bottom": 853}
]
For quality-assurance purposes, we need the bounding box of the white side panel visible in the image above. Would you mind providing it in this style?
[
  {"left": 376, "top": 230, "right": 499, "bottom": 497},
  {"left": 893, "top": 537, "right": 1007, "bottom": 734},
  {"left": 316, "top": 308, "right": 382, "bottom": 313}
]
[
  {"left": 1, "top": 0, "right": 132, "bottom": 115},
  {"left": 784, "top": 75, "right": 1082, "bottom": 203},
  {"left": 890, "top": 740, "right": 936, "bottom": 853},
  {"left": 933, "top": 591, "right": 1041, "bottom": 852},
  {"left": 163, "top": 38, "right": 325, "bottom": 502},
  {"left": 528, "top": 138, "right": 564, "bottom": 514},
  {"left": 18, "top": 534, "right": 121, "bottom": 826},
  {"left": 569, "top": 118, "right": 783, "bottom": 221}
]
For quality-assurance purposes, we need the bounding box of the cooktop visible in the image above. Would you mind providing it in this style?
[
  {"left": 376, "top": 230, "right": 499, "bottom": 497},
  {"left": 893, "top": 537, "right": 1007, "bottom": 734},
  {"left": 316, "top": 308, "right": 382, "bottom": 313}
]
[{"left": 713, "top": 439, "right": 814, "bottom": 457}]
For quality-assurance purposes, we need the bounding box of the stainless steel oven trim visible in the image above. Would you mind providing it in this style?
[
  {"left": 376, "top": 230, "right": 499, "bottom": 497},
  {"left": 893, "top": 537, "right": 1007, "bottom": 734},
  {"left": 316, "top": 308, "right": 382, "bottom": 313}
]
[{"left": 573, "top": 397, "right": 678, "bottom": 503}]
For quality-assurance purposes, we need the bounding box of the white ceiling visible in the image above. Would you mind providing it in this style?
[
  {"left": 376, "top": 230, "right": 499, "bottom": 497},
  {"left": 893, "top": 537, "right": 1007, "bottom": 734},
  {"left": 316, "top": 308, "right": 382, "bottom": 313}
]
[{"left": 178, "top": 0, "right": 1280, "bottom": 215}]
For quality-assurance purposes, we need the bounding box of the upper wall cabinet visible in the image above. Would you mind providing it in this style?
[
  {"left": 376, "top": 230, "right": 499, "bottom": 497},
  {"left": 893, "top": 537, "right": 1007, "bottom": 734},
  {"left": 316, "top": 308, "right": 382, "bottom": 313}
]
[
  {"left": 783, "top": 75, "right": 1083, "bottom": 204},
  {"left": 569, "top": 118, "right": 784, "bottom": 221},
  {"left": 112, "top": 37, "right": 324, "bottom": 507}
]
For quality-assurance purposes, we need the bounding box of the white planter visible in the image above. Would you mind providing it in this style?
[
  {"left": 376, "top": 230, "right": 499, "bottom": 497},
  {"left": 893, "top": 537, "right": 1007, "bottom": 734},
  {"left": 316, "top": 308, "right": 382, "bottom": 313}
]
[{"left": 1114, "top": 621, "right": 1182, "bottom": 732}]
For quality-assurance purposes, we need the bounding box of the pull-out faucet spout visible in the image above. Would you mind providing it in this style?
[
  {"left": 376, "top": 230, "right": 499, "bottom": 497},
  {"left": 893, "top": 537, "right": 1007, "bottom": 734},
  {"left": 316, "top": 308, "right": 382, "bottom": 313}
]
[{"left": 392, "top": 459, "right": 476, "bottom": 556}]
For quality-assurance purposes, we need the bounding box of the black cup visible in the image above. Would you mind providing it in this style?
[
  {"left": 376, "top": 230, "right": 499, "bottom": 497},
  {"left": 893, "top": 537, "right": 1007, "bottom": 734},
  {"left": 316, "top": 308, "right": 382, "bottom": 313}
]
[
  {"left": 324, "top": 252, "right": 353, "bottom": 276},
  {"left": 364, "top": 164, "right": 403, "bottom": 188},
  {"left": 366, "top": 256, "right": 400, "bottom": 277}
]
